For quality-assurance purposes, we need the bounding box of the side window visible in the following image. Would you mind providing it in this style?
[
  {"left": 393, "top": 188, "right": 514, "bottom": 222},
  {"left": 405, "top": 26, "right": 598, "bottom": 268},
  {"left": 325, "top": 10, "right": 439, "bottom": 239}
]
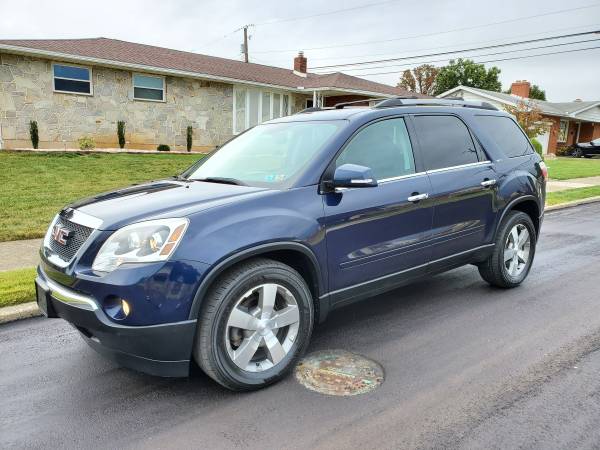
[
  {"left": 413, "top": 115, "right": 479, "bottom": 171},
  {"left": 474, "top": 115, "right": 533, "bottom": 158},
  {"left": 336, "top": 118, "right": 415, "bottom": 180}
]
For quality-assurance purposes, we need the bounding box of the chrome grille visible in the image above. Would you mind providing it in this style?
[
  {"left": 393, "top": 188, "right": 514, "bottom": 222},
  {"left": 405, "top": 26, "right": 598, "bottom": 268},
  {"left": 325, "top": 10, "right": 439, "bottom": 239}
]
[{"left": 47, "top": 216, "right": 94, "bottom": 262}]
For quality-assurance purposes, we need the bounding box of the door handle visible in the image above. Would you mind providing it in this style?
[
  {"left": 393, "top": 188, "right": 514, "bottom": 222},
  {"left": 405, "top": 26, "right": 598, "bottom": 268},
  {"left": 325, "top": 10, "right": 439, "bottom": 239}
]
[
  {"left": 407, "top": 193, "right": 429, "bottom": 203},
  {"left": 481, "top": 179, "right": 497, "bottom": 187}
]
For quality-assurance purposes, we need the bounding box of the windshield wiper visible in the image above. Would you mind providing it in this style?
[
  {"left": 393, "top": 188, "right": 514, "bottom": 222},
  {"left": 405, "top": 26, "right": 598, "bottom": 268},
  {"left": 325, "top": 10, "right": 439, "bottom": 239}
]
[{"left": 195, "top": 177, "right": 246, "bottom": 186}]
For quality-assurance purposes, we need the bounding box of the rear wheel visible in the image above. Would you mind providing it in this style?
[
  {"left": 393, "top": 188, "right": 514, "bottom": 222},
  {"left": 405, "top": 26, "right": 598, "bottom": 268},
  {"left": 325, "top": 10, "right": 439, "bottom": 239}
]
[
  {"left": 478, "top": 211, "right": 536, "bottom": 288},
  {"left": 194, "top": 258, "right": 314, "bottom": 391},
  {"left": 572, "top": 148, "right": 583, "bottom": 158}
]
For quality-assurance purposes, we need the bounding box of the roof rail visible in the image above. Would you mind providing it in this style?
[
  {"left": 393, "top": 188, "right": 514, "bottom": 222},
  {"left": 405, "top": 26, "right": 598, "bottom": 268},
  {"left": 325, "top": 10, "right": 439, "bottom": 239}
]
[
  {"left": 374, "top": 97, "right": 498, "bottom": 111},
  {"left": 333, "top": 98, "right": 385, "bottom": 109}
]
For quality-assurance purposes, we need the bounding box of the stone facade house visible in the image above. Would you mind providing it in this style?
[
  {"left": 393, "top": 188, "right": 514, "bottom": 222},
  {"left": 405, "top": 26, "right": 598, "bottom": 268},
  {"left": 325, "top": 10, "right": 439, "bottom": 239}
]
[
  {"left": 0, "top": 38, "right": 420, "bottom": 151},
  {"left": 438, "top": 81, "right": 600, "bottom": 155}
]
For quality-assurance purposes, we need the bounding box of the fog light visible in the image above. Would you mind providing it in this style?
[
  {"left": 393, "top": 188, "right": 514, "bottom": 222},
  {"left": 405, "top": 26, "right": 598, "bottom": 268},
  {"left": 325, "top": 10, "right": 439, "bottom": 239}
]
[{"left": 103, "top": 296, "right": 131, "bottom": 320}]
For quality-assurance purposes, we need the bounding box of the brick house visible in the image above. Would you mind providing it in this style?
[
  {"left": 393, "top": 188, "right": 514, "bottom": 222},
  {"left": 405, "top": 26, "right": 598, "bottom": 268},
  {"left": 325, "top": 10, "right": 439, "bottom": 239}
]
[
  {"left": 0, "top": 38, "right": 421, "bottom": 151},
  {"left": 438, "top": 81, "right": 600, "bottom": 155}
]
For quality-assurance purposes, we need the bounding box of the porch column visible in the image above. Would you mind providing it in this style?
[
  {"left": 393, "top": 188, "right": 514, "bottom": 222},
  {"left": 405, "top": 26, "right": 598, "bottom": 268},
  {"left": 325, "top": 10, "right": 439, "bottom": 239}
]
[
  {"left": 313, "top": 90, "right": 317, "bottom": 107},
  {"left": 576, "top": 122, "right": 581, "bottom": 143}
]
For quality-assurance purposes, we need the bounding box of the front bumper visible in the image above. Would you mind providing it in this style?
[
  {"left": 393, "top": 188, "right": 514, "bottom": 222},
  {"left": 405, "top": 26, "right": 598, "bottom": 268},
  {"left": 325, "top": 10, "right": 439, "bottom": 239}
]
[{"left": 35, "top": 268, "right": 197, "bottom": 377}]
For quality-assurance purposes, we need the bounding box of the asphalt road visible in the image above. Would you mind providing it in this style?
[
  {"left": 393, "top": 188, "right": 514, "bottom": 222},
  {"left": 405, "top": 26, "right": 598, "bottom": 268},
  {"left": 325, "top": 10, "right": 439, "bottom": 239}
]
[{"left": 2, "top": 203, "right": 600, "bottom": 449}]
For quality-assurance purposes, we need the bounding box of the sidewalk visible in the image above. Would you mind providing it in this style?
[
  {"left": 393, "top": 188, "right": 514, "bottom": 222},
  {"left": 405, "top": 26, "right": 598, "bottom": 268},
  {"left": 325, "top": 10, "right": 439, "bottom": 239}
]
[
  {"left": 0, "top": 238, "right": 42, "bottom": 272},
  {"left": 546, "top": 176, "right": 600, "bottom": 193}
]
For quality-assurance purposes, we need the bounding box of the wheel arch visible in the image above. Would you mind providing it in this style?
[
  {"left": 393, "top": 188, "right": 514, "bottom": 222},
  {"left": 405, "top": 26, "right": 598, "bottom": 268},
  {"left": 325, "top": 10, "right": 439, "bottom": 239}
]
[
  {"left": 188, "top": 242, "right": 326, "bottom": 322},
  {"left": 497, "top": 195, "right": 541, "bottom": 237}
]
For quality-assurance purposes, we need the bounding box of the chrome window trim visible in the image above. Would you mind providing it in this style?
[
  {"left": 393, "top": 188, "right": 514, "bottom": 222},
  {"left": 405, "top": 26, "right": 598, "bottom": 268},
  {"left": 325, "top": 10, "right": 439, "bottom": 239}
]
[
  {"left": 378, "top": 171, "right": 425, "bottom": 184},
  {"left": 40, "top": 277, "right": 98, "bottom": 311},
  {"left": 426, "top": 160, "right": 491, "bottom": 174}
]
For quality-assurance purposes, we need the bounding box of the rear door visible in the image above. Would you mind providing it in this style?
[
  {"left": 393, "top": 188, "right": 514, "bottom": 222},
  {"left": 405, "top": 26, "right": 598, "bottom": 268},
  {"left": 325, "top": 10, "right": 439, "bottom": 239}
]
[
  {"left": 322, "top": 117, "right": 434, "bottom": 304},
  {"left": 411, "top": 114, "right": 497, "bottom": 263}
]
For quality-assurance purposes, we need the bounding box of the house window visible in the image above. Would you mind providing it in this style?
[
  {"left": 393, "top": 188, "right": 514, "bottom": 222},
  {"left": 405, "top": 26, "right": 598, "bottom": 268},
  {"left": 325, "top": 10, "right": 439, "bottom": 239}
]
[
  {"left": 133, "top": 74, "right": 165, "bottom": 101},
  {"left": 558, "top": 119, "right": 569, "bottom": 143},
  {"left": 53, "top": 63, "right": 92, "bottom": 95},
  {"left": 233, "top": 87, "right": 292, "bottom": 133}
]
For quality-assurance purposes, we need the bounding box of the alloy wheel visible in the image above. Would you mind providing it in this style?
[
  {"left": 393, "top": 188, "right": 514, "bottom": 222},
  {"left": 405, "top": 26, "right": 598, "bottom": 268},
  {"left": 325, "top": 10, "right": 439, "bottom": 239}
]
[
  {"left": 225, "top": 283, "right": 300, "bottom": 372},
  {"left": 504, "top": 224, "right": 531, "bottom": 277}
]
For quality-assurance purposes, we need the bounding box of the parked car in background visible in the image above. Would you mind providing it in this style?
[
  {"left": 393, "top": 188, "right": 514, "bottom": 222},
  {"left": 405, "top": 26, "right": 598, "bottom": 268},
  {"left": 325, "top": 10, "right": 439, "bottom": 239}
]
[
  {"left": 571, "top": 138, "right": 600, "bottom": 158},
  {"left": 35, "top": 98, "right": 547, "bottom": 391}
]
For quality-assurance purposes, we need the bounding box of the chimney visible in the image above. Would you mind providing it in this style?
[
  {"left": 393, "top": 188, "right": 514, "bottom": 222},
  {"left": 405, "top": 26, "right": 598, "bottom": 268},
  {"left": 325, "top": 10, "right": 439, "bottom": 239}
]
[
  {"left": 294, "top": 51, "right": 307, "bottom": 76},
  {"left": 510, "top": 80, "right": 531, "bottom": 98}
]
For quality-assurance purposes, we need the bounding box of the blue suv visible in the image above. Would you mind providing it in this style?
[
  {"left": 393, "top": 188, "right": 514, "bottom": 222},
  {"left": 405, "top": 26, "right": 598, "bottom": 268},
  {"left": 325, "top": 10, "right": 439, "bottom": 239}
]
[{"left": 35, "top": 98, "right": 547, "bottom": 390}]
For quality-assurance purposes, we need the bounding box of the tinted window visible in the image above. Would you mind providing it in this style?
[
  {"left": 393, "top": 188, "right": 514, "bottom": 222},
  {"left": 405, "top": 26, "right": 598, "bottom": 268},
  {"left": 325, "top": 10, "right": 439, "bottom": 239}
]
[
  {"left": 53, "top": 64, "right": 92, "bottom": 94},
  {"left": 413, "top": 115, "right": 479, "bottom": 170},
  {"left": 336, "top": 118, "right": 415, "bottom": 180},
  {"left": 475, "top": 115, "right": 533, "bottom": 158}
]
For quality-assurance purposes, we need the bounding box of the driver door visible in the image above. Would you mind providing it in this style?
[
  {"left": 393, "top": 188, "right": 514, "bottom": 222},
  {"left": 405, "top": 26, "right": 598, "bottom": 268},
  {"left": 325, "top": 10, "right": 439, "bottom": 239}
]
[{"left": 321, "top": 117, "right": 434, "bottom": 306}]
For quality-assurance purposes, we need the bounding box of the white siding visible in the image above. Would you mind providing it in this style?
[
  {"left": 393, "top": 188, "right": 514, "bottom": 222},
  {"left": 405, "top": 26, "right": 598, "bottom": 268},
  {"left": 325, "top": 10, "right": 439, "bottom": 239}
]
[
  {"left": 440, "top": 89, "right": 509, "bottom": 111},
  {"left": 575, "top": 106, "right": 600, "bottom": 123}
]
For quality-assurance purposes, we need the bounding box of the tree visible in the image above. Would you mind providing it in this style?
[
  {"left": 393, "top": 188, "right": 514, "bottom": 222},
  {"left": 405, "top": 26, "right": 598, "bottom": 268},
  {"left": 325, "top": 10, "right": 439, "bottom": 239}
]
[
  {"left": 504, "top": 100, "right": 551, "bottom": 139},
  {"left": 433, "top": 59, "right": 502, "bottom": 96},
  {"left": 503, "top": 83, "right": 546, "bottom": 101},
  {"left": 398, "top": 64, "right": 439, "bottom": 95}
]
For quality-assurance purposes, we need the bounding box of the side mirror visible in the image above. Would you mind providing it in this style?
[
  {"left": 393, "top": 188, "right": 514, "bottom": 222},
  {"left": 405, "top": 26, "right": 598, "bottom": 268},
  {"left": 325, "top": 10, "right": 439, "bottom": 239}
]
[{"left": 331, "top": 164, "right": 378, "bottom": 189}]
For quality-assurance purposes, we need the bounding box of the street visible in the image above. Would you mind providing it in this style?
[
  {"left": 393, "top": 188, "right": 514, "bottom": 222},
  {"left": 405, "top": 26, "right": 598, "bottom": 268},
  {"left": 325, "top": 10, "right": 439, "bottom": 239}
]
[{"left": 2, "top": 202, "right": 600, "bottom": 449}]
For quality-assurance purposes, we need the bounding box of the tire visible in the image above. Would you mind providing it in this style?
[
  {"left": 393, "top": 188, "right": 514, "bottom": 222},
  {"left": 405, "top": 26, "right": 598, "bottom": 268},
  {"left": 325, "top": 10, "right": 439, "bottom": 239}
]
[
  {"left": 572, "top": 148, "right": 583, "bottom": 158},
  {"left": 584, "top": 155, "right": 593, "bottom": 159},
  {"left": 193, "top": 258, "right": 314, "bottom": 391},
  {"left": 478, "top": 211, "right": 536, "bottom": 288}
]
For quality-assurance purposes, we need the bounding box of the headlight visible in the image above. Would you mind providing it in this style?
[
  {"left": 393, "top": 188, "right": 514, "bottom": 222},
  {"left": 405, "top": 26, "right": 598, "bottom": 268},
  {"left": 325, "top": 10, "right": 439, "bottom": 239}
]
[{"left": 92, "top": 218, "right": 189, "bottom": 273}]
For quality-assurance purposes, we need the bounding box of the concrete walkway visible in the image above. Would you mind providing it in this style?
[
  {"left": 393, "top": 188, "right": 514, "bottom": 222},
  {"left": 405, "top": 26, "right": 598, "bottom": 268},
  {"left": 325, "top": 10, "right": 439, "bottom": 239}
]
[
  {"left": 0, "top": 238, "right": 42, "bottom": 271},
  {"left": 547, "top": 176, "right": 600, "bottom": 193}
]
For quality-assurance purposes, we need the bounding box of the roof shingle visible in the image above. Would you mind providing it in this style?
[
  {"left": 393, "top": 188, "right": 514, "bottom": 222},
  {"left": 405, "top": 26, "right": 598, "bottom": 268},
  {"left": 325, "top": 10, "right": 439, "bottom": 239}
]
[{"left": 0, "top": 37, "right": 421, "bottom": 97}]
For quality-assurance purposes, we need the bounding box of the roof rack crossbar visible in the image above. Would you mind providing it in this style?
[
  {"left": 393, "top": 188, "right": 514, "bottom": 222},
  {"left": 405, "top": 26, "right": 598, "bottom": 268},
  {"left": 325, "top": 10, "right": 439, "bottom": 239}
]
[{"left": 375, "top": 97, "right": 498, "bottom": 111}]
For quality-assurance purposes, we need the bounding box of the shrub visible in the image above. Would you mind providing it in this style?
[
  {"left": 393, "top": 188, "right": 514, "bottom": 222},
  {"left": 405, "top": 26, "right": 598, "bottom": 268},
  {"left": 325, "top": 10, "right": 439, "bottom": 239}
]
[
  {"left": 78, "top": 136, "right": 96, "bottom": 150},
  {"left": 531, "top": 138, "right": 543, "bottom": 159},
  {"left": 186, "top": 126, "right": 193, "bottom": 152},
  {"left": 117, "top": 121, "right": 126, "bottom": 149},
  {"left": 157, "top": 144, "right": 170, "bottom": 152},
  {"left": 29, "top": 121, "right": 39, "bottom": 149}
]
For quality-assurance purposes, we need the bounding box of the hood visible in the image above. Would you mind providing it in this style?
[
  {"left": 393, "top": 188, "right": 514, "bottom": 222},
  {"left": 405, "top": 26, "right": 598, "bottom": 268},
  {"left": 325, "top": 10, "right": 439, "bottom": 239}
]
[{"left": 67, "top": 179, "right": 269, "bottom": 230}]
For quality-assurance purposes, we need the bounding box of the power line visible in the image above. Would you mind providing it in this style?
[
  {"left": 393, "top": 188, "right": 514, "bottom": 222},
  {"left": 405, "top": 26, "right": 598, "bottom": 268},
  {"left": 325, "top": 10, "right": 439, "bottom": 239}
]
[
  {"left": 351, "top": 45, "right": 600, "bottom": 77},
  {"left": 253, "top": 3, "right": 600, "bottom": 54},
  {"left": 253, "top": 0, "right": 402, "bottom": 27},
  {"left": 325, "top": 38, "right": 600, "bottom": 74},
  {"left": 310, "top": 30, "right": 600, "bottom": 71}
]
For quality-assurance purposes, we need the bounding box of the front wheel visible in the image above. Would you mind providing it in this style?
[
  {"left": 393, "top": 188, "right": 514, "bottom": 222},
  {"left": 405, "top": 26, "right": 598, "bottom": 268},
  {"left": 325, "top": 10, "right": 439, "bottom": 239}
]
[
  {"left": 194, "top": 258, "right": 314, "bottom": 391},
  {"left": 572, "top": 148, "right": 583, "bottom": 158},
  {"left": 478, "top": 211, "right": 536, "bottom": 288}
]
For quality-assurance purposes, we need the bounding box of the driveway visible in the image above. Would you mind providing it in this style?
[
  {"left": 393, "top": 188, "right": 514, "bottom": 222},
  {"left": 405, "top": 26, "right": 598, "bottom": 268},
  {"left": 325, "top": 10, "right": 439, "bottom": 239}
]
[{"left": 2, "top": 203, "right": 600, "bottom": 449}]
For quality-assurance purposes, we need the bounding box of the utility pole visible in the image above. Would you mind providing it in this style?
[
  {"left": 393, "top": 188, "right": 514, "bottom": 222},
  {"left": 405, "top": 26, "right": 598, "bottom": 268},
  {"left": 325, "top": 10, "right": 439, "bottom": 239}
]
[
  {"left": 243, "top": 25, "right": 249, "bottom": 63},
  {"left": 235, "top": 24, "right": 253, "bottom": 63}
]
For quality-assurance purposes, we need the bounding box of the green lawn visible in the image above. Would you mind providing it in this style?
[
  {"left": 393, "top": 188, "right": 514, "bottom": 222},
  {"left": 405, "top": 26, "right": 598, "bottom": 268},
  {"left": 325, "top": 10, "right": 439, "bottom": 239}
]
[
  {"left": 0, "top": 267, "right": 37, "bottom": 307},
  {"left": 0, "top": 152, "right": 202, "bottom": 242},
  {"left": 546, "top": 186, "right": 600, "bottom": 206},
  {"left": 546, "top": 157, "right": 600, "bottom": 180}
]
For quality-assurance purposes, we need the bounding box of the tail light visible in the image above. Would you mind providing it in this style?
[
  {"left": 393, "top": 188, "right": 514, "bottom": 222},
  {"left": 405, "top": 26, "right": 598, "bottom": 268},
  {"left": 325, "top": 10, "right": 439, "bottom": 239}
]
[{"left": 538, "top": 161, "right": 548, "bottom": 180}]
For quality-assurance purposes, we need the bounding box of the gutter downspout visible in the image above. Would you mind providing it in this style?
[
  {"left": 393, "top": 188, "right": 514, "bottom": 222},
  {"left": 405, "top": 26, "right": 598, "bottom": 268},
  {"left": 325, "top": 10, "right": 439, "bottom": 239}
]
[
  {"left": 576, "top": 121, "right": 581, "bottom": 143},
  {"left": 0, "top": 123, "right": 3, "bottom": 150}
]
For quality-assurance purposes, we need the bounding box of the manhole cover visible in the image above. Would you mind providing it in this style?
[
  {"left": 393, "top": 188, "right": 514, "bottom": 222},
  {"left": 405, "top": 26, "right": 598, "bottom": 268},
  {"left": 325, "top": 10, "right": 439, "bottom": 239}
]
[{"left": 295, "top": 349, "right": 384, "bottom": 396}]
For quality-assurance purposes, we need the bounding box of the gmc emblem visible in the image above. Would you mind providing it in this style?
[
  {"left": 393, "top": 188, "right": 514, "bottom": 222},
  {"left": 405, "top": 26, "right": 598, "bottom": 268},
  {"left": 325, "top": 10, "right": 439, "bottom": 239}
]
[{"left": 51, "top": 224, "right": 73, "bottom": 246}]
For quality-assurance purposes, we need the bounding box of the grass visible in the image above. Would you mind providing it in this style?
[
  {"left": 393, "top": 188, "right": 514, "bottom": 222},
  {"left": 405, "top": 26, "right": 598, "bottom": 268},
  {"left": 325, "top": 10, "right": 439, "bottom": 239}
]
[
  {"left": 546, "top": 186, "right": 600, "bottom": 206},
  {"left": 546, "top": 157, "right": 600, "bottom": 180},
  {"left": 0, "top": 152, "right": 202, "bottom": 242},
  {"left": 0, "top": 268, "right": 37, "bottom": 307}
]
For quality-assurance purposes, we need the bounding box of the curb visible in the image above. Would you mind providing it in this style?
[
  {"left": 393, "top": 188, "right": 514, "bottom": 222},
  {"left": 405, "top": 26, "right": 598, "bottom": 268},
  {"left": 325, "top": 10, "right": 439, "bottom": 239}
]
[
  {"left": 545, "top": 195, "right": 600, "bottom": 212},
  {"left": 0, "top": 302, "right": 42, "bottom": 324}
]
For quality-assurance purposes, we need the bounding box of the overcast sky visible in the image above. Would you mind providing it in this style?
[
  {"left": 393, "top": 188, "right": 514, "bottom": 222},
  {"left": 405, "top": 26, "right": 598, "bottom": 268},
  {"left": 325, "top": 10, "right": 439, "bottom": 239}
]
[{"left": 1, "top": 0, "right": 599, "bottom": 101}]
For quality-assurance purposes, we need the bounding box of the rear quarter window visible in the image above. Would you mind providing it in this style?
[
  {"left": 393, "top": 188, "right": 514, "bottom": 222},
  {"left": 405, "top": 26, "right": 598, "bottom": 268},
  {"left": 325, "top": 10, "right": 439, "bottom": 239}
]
[{"left": 475, "top": 115, "right": 533, "bottom": 158}]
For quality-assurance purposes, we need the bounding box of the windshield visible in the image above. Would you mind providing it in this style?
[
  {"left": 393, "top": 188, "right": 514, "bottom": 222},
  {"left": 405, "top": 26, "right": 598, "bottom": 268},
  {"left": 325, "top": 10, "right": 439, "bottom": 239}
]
[{"left": 186, "top": 121, "right": 343, "bottom": 188}]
